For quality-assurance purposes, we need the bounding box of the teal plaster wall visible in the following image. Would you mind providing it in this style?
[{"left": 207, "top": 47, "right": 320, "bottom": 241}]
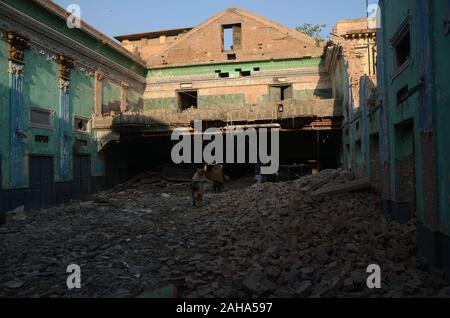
[
  {"left": 22, "top": 49, "right": 60, "bottom": 185},
  {"left": 127, "top": 89, "right": 142, "bottom": 113},
  {"left": 144, "top": 98, "right": 177, "bottom": 111},
  {"left": 0, "top": 34, "right": 9, "bottom": 189},
  {"left": 380, "top": 0, "right": 450, "bottom": 234},
  {"left": 1, "top": 0, "right": 147, "bottom": 77},
  {"left": 148, "top": 57, "right": 323, "bottom": 78},
  {"left": 380, "top": 0, "right": 424, "bottom": 219},
  {"left": 70, "top": 68, "right": 104, "bottom": 178},
  {"left": 102, "top": 79, "right": 121, "bottom": 113},
  {"left": 0, "top": 46, "right": 105, "bottom": 189},
  {"left": 432, "top": 0, "right": 450, "bottom": 232}
]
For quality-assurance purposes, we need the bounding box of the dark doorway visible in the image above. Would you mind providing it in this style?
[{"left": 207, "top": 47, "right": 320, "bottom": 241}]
[
  {"left": 178, "top": 91, "right": 198, "bottom": 111},
  {"left": 394, "top": 119, "right": 416, "bottom": 223},
  {"left": 74, "top": 155, "right": 91, "bottom": 199},
  {"left": 29, "top": 156, "right": 54, "bottom": 210}
]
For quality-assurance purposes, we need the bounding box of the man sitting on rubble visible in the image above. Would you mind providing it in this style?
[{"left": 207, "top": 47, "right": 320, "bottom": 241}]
[{"left": 191, "top": 168, "right": 212, "bottom": 208}]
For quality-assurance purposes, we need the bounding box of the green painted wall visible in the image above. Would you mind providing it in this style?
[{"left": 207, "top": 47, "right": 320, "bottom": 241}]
[
  {"left": 146, "top": 58, "right": 328, "bottom": 111},
  {"left": 148, "top": 57, "right": 323, "bottom": 78},
  {"left": 0, "top": 46, "right": 105, "bottom": 189},
  {"left": 102, "top": 79, "right": 121, "bottom": 113},
  {"left": 380, "top": 0, "right": 424, "bottom": 219},
  {"left": 70, "top": 68, "right": 104, "bottom": 178},
  {"left": 394, "top": 122, "right": 414, "bottom": 161},
  {"left": 22, "top": 49, "right": 60, "bottom": 185},
  {"left": 0, "top": 34, "right": 9, "bottom": 189},
  {"left": 380, "top": 0, "right": 450, "bottom": 234},
  {"left": 432, "top": 0, "right": 450, "bottom": 232},
  {"left": 144, "top": 98, "right": 176, "bottom": 111},
  {"left": 1, "top": 0, "right": 147, "bottom": 77},
  {"left": 127, "top": 89, "right": 142, "bottom": 113}
]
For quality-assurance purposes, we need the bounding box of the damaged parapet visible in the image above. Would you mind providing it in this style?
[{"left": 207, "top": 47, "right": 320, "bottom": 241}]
[{"left": 110, "top": 98, "right": 339, "bottom": 133}]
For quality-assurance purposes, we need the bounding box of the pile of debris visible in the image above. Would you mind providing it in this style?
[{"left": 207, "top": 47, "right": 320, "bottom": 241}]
[{"left": 0, "top": 169, "right": 449, "bottom": 298}]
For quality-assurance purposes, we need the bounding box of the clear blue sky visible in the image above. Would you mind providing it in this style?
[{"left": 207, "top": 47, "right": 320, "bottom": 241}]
[{"left": 54, "top": 0, "right": 378, "bottom": 40}]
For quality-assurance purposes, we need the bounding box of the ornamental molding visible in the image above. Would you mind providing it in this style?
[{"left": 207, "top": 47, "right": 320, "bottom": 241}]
[
  {"left": 7, "top": 31, "right": 30, "bottom": 64},
  {"left": 59, "top": 78, "right": 71, "bottom": 93},
  {"left": 58, "top": 54, "right": 75, "bottom": 81},
  {"left": 8, "top": 60, "right": 24, "bottom": 77},
  {"left": 0, "top": 2, "right": 145, "bottom": 92}
]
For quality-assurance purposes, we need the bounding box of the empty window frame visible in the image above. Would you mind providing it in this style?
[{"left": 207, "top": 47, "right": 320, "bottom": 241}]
[
  {"left": 30, "top": 107, "right": 54, "bottom": 129},
  {"left": 391, "top": 21, "right": 411, "bottom": 70},
  {"left": 35, "top": 135, "right": 49, "bottom": 144},
  {"left": 269, "top": 85, "right": 293, "bottom": 103},
  {"left": 178, "top": 90, "right": 198, "bottom": 111},
  {"left": 222, "top": 23, "right": 242, "bottom": 51},
  {"left": 74, "top": 117, "right": 90, "bottom": 133}
]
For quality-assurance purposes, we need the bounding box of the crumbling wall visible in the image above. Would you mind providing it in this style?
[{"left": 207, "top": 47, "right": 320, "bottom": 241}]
[
  {"left": 145, "top": 58, "right": 333, "bottom": 112},
  {"left": 149, "top": 8, "right": 323, "bottom": 67}
]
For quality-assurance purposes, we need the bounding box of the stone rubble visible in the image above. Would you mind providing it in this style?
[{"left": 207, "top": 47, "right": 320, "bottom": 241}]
[{"left": 0, "top": 169, "right": 449, "bottom": 298}]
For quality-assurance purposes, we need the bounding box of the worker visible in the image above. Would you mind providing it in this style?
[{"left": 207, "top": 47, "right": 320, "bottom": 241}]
[
  {"left": 191, "top": 168, "right": 212, "bottom": 208},
  {"left": 210, "top": 164, "right": 225, "bottom": 193}
]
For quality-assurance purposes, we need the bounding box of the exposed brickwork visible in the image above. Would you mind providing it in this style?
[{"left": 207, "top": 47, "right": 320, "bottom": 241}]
[
  {"left": 145, "top": 70, "right": 332, "bottom": 108},
  {"left": 381, "top": 162, "right": 390, "bottom": 200},
  {"left": 395, "top": 154, "right": 416, "bottom": 206},
  {"left": 370, "top": 136, "right": 381, "bottom": 192},
  {"left": 325, "top": 19, "right": 377, "bottom": 110},
  {"left": 118, "top": 29, "right": 191, "bottom": 63},
  {"left": 421, "top": 132, "right": 439, "bottom": 229},
  {"left": 118, "top": 8, "right": 323, "bottom": 68}
]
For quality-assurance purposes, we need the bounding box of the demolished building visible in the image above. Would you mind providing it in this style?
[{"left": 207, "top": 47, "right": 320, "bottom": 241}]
[
  {"left": 112, "top": 7, "right": 343, "bottom": 175},
  {"left": 0, "top": 1, "right": 345, "bottom": 214},
  {"left": 0, "top": 0, "right": 449, "bottom": 286}
]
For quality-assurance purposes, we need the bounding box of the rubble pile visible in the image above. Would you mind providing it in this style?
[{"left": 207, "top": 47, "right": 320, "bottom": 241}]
[{"left": 0, "top": 169, "right": 449, "bottom": 298}]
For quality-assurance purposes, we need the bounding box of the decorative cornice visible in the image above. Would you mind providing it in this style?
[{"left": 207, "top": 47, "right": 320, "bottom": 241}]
[
  {"left": 95, "top": 71, "right": 105, "bottom": 81},
  {"left": 7, "top": 31, "right": 30, "bottom": 64},
  {"left": 0, "top": 2, "right": 146, "bottom": 91},
  {"left": 8, "top": 60, "right": 24, "bottom": 76},
  {"left": 59, "top": 78, "right": 70, "bottom": 93},
  {"left": 343, "top": 30, "right": 377, "bottom": 40},
  {"left": 58, "top": 54, "right": 75, "bottom": 81}
]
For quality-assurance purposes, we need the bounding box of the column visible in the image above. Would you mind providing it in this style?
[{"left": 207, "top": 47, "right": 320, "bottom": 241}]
[
  {"left": 7, "top": 32, "right": 30, "bottom": 188},
  {"left": 58, "top": 55, "right": 74, "bottom": 182},
  {"left": 94, "top": 71, "right": 104, "bottom": 116}
]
